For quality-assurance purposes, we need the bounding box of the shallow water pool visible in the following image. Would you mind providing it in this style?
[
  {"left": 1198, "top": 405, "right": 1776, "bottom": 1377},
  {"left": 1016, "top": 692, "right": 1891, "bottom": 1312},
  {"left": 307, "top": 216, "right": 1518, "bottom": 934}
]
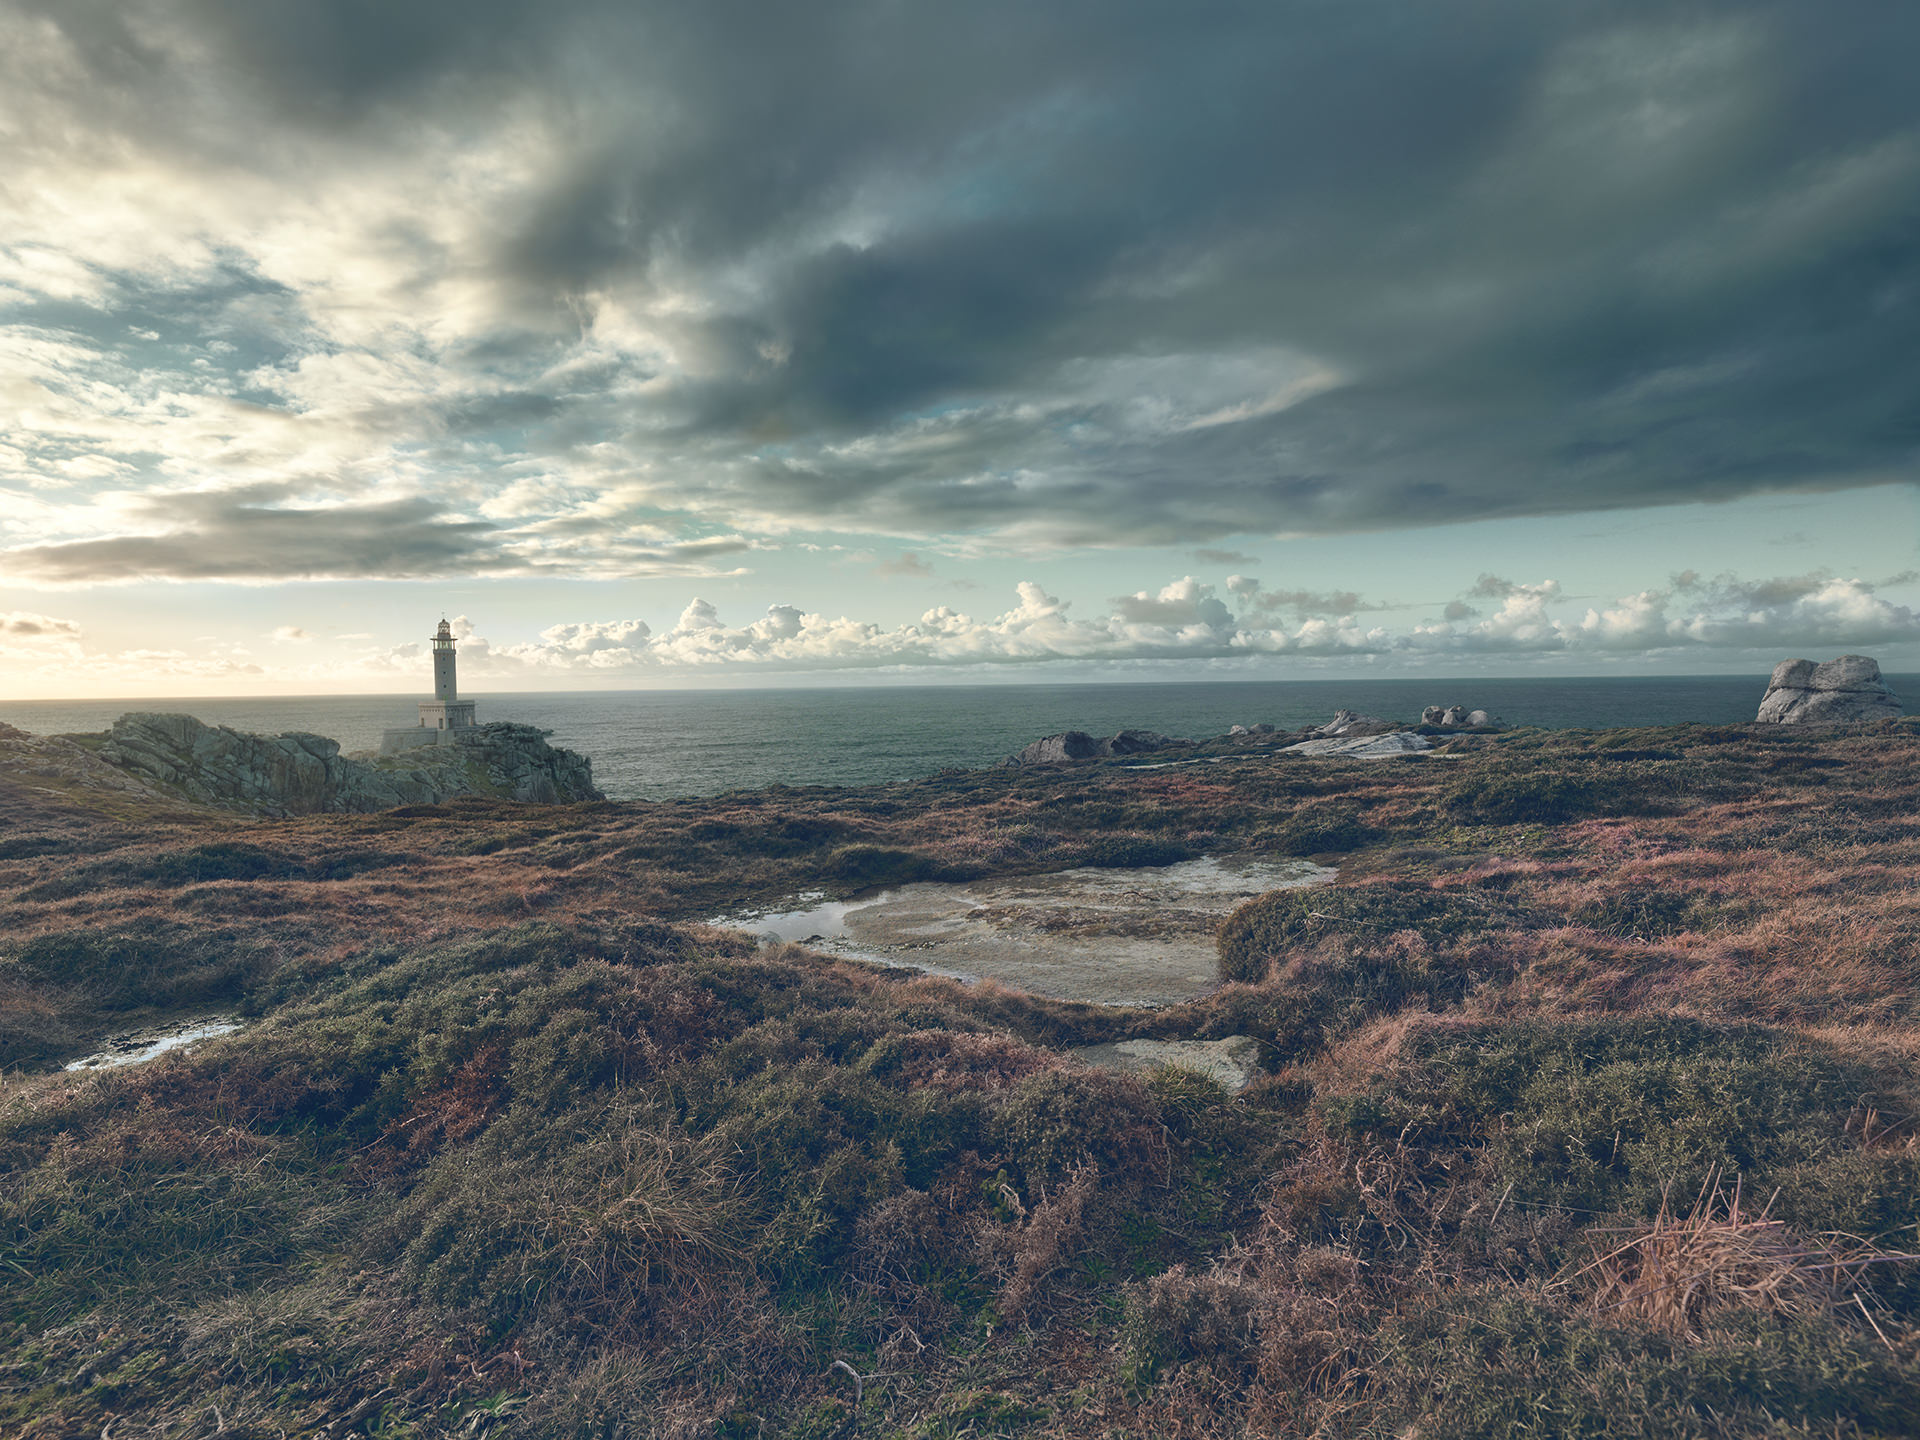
[{"left": 716, "top": 854, "right": 1332, "bottom": 1007}]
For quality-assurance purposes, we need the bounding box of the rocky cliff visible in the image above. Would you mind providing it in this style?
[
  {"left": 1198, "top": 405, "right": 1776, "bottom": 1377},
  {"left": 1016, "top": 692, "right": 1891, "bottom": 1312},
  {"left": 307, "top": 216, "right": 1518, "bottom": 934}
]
[
  {"left": 95, "top": 713, "right": 602, "bottom": 816},
  {"left": 1755, "top": 655, "right": 1903, "bottom": 725}
]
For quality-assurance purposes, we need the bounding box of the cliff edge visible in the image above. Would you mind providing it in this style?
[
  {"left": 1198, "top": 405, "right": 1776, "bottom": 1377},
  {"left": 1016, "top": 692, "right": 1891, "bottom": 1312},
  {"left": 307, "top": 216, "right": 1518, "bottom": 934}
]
[{"left": 94, "top": 712, "right": 602, "bottom": 816}]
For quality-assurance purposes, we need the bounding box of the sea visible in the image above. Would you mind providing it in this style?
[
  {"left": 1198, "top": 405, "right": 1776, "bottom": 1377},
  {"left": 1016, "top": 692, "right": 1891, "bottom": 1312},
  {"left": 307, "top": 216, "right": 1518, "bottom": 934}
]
[{"left": 2, "top": 674, "right": 1911, "bottom": 802}]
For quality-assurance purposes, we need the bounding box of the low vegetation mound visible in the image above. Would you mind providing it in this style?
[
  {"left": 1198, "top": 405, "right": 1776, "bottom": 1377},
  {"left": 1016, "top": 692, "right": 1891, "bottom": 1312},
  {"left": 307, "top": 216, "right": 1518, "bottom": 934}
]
[
  {"left": 2, "top": 721, "right": 1918, "bottom": 1435},
  {"left": 1217, "top": 879, "right": 1530, "bottom": 984}
]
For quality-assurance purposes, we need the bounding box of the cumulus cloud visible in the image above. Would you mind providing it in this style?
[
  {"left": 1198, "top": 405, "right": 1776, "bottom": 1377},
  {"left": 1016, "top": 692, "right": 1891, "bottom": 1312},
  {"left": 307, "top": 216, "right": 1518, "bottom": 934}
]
[
  {"left": 1576, "top": 573, "right": 1920, "bottom": 651},
  {"left": 0, "top": 1, "right": 1914, "bottom": 568},
  {"left": 422, "top": 570, "right": 1920, "bottom": 676}
]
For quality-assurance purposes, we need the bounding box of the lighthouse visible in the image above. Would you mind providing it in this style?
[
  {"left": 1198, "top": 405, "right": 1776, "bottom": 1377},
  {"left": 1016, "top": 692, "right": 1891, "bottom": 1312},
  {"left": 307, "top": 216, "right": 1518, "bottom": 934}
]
[
  {"left": 433, "top": 617, "right": 458, "bottom": 704},
  {"left": 417, "top": 618, "right": 478, "bottom": 732},
  {"left": 380, "top": 618, "right": 479, "bottom": 752}
]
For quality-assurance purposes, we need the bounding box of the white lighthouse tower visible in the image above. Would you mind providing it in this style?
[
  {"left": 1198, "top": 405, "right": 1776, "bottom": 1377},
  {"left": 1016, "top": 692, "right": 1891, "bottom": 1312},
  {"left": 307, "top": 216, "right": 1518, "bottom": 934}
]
[
  {"left": 417, "top": 618, "right": 478, "bottom": 732},
  {"left": 379, "top": 618, "right": 478, "bottom": 752}
]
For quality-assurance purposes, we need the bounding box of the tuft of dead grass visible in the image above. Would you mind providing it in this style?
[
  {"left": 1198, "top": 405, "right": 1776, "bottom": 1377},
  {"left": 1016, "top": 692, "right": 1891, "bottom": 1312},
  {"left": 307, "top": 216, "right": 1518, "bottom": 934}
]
[{"left": 1564, "top": 1170, "right": 1920, "bottom": 1340}]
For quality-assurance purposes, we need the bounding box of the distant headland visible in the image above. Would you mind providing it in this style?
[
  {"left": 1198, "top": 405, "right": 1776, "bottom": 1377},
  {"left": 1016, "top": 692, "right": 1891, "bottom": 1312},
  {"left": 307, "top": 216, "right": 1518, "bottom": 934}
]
[{"left": 4, "top": 619, "right": 603, "bottom": 817}]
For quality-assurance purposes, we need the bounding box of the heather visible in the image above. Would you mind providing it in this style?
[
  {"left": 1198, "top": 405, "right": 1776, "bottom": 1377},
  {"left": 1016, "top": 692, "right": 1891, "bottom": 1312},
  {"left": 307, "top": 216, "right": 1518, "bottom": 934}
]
[{"left": 2, "top": 719, "right": 1919, "bottom": 1436}]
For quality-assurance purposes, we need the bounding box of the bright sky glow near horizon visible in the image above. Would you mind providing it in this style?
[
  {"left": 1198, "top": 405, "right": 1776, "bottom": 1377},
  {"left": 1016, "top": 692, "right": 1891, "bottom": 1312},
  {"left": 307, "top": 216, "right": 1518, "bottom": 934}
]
[{"left": 1, "top": 1, "right": 1917, "bottom": 699}]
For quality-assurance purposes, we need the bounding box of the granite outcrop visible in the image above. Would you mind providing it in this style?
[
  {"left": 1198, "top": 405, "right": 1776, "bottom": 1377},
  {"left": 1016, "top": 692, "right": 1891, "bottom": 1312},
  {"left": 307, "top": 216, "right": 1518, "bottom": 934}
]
[
  {"left": 1422, "top": 704, "right": 1503, "bottom": 729},
  {"left": 1311, "top": 709, "right": 1399, "bottom": 738},
  {"left": 998, "top": 728, "right": 1178, "bottom": 767},
  {"left": 1755, "top": 655, "right": 1902, "bottom": 725},
  {"left": 95, "top": 712, "right": 602, "bottom": 816}
]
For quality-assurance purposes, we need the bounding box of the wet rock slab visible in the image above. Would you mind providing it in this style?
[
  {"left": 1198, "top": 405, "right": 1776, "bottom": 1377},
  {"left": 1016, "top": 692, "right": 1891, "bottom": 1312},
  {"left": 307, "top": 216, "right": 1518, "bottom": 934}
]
[
  {"left": 721, "top": 855, "right": 1332, "bottom": 1007},
  {"left": 1074, "top": 1035, "right": 1262, "bottom": 1092}
]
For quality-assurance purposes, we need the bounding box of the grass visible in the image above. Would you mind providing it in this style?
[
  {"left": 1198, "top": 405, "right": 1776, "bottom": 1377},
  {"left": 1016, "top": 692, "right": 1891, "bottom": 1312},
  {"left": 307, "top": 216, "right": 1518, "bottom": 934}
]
[{"left": 1, "top": 718, "right": 1917, "bottom": 1434}]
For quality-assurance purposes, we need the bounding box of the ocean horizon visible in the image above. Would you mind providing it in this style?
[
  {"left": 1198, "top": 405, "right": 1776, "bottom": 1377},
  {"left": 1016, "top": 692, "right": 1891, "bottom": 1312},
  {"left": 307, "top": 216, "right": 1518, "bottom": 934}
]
[{"left": 5, "top": 673, "right": 1911, "bottom": 802}]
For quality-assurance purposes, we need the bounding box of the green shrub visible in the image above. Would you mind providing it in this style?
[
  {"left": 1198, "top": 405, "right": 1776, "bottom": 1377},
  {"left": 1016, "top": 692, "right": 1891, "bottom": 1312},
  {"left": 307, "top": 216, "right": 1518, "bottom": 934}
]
[
  {"left": 1077, "top": 834, "right": 1193, "bottom": 868},
  {"left": 1120, "top": 1266, "right": 1263, "bottom": 1391},
  {"left": 1266, "top": 803, "right": 1379, "bottom": 855},
  {"left": 1217, "top": 881, "right": 1519, "bottom": 984},
  {"left": 1441, "top": 764, "right": 1648, "bottom": 825},
  {"left": 1320, "top": 1018, "right": 1868, "bottom": 1215},
  {"left": 384, "top": 1103, "right": 741, "bottom": 1338},
  {"left": 143, "top": 842, "right": 293, "bottom": 886},
  {"left": 1568, "top": 886, "right": 1709, "bottom": 937},
  {"left": 827, "top": 844, "right": 937, "bottom": 889},
  {"left": 5, "top": 928, "right": 272, "bottom": 1011},
  {"left": 1, "top": 1110, "right": 357, "bottom": 1326},
  {"left": 1377, "top": 1293, "right": 1920, "bottom": 1440},
  {"left": 994, "top": 1069, "right": 1164, "bottom": 1190}
]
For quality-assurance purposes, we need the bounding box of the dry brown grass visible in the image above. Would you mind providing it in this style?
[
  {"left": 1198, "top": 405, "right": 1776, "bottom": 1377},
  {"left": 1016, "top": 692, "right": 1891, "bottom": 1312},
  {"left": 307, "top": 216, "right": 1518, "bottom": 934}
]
[
  {"left": 1563, "top": 1172, "right": 1920, "bottom": 1340},
  {"left": 971, "top": 1161, "right": 1101, "bottom": 1325}
]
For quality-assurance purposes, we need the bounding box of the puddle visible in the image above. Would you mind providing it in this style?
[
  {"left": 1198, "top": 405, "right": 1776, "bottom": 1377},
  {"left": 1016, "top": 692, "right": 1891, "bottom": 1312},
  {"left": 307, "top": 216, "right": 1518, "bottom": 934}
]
[
  {"left": 718, "top": 854, "right": 1333, "bottom": 1007},
  {"left": 64, "top": 1017, "right": 242, "bottom": 1072}
]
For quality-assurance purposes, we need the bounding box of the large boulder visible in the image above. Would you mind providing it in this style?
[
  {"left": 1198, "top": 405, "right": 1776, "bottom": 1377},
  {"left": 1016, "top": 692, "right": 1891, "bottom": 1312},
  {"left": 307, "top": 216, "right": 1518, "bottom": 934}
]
[
  {"left": 999, "top": 729, "right": 1178, "bottom": 766},
  {"left": 96, "top": 713, "right": 602, "bottom": 815},
  {"left": 1756, "top": 655, "right": 1902, "bottom": 725},
  {"left": 1421, "top": 704, "right": 1504, "bottom": 729}
]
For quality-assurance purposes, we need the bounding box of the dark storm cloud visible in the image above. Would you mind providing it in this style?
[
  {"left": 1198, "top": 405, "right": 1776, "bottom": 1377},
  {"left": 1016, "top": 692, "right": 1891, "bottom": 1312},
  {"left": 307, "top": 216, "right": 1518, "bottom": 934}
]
[
  {"left": 0, "top": 490, "right": 498, "bottom": 582},
  {"left": 10, "top": 0, "right": 1920, "bottom": 549}
]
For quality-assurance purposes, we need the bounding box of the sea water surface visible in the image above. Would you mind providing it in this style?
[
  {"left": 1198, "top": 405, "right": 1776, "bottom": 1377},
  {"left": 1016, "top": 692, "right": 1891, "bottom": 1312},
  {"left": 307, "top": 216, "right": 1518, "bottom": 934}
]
[{"left": 3, "top": 674, "right": 1911, "bottom": 801}]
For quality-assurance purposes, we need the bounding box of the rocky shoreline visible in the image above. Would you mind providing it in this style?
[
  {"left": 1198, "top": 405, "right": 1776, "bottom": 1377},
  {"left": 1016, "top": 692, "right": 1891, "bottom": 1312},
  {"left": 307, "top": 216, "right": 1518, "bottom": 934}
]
[
  {"left": 995, "top": 655, "right": 1904, "bottom": 769},
  {"left": 996, "top": 704, "right": 1505, "bottom": 768}
]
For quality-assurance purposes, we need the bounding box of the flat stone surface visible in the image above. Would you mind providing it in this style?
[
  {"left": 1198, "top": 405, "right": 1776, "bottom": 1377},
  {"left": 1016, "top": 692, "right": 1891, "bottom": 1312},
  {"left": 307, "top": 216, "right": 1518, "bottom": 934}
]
[
  {"left": 1074, "top": 1035, "right": 1262, "bottom": 1092},
  {"left": 1810, "top": 654, "right": 1888, "bottom": 691},
  {"left": 719, "top": 854, "right": 1333, "bottom": 1006},
  {"left": 1284, "top": 730, "right": 1432, "bottom": 759}
]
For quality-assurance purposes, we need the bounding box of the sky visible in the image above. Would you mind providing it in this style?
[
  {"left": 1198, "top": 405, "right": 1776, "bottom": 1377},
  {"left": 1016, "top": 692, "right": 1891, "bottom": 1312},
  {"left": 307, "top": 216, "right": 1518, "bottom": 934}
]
[{"left": 1, "top": 0, "right": 1916, "bottom": 698}]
